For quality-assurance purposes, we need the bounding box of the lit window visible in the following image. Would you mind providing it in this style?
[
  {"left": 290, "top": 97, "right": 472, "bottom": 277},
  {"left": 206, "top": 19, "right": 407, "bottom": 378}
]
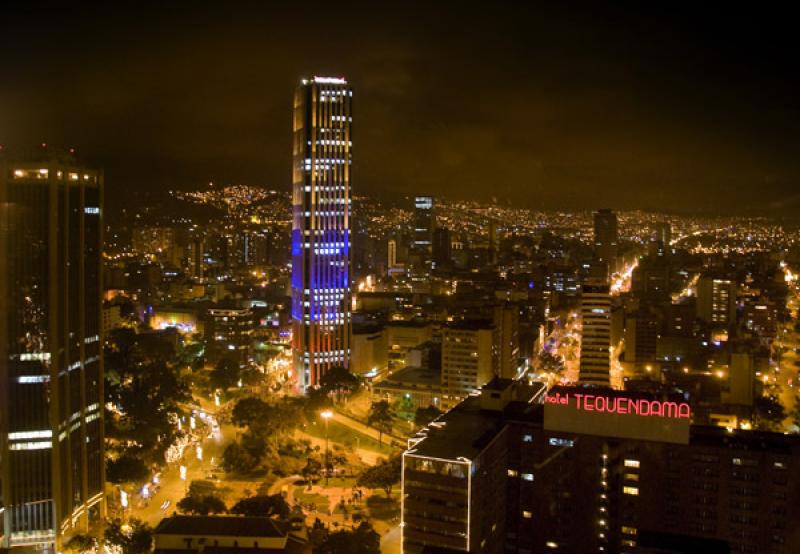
[
  {"left": 621, "top": 526, "right": 637, "bottom": 535},
  {"left": 623, "top": 486, "right": 639, "bottom": 496},
  {"left": 522, "top": 434, "right": 533, "bottom": 443},
  {"left": 624, "top": 459, "right": 640, "bottom": 468},
  {"left": 624, "top": 473, "right": 639, "bottom": 482},
  {"left": 507, "top": 469, "right": 518, "bottom": 477},
  {"left": 522, "top": 510, "right": 532, "bottom": 519},
  {"left": 522, "top": 473, "right": 534, "bottom": 482}
]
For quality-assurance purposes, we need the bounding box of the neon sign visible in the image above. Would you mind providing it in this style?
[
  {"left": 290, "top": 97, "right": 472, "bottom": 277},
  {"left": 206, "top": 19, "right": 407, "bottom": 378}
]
[{"left": 545, "top": 392, "right": 691, "bottom": 419}]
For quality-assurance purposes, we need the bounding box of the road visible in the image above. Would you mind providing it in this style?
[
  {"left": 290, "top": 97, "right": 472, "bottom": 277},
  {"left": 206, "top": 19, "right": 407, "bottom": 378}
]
[{"left": 126, "top": 406, "right": 232, "bottom": 526}]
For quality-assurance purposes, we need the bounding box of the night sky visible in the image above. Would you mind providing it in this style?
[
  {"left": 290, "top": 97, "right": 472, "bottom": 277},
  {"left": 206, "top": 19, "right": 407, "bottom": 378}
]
[{"left": 2, "top": 3, "right": 799, "bottom": 215}]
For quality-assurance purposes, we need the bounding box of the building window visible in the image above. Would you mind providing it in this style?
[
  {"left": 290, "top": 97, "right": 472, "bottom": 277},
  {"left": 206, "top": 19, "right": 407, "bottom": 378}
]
[
  {"left": 624, "top": 459, "right": 640, "bottom": 468},
  {"left": 507, "top": 469, "right": 518, "bottom": 477},
  {"left": 623, "top": 486, "right": 639, "bottom": 496},
  {"left": 621, "top": 526, "right": 637, "bottom": 535},
  {"left": 522, "top": 473, "right": 534, "bottom": 482},
  {"left": 522, "top": 510, "right": 532, "bottom": 519},
  {"left": 522, "top": 434, "right": 533, "bottom": 442}
]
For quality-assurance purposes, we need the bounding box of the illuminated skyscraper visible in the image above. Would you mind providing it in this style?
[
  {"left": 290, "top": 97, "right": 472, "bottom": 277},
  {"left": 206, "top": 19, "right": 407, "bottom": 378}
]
[
  {"left": 387, "top": 239, "right": 397, "bottom": 268},
  {"left": 413, "top": 196, "right": 434, "bottom": 258},
  {"left": 579, "top": 280, "right": 611, "bottom": 386},
  {"left": 593, "top": 208, "right": 618, "bottom": 279},
  {"left": 291, "top": 77, "right": 353, "bottom": 388},
  {"left": 0, "top": 150, "right": 105, "bottom": 550}
]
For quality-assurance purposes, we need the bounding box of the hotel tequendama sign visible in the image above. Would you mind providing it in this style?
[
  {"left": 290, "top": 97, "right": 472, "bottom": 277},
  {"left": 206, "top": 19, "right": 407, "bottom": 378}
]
[{"left": 543, "top": 387, "right": 691, "bottom": 445}]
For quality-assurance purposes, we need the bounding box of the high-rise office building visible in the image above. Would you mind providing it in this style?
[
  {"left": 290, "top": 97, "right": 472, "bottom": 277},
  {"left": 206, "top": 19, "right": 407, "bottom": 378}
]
[
  {"left": 403, "top": 380, "right": 800, "bottom": 554},
  {"left": 412, "top": 196, "right": 434, "bottom": 257},
  {"left": 493, "top": 303, "right": 520, "bottom": 379},
  {"left": 432, "top": 227, "right": 452, "bottom": 270},
  {"left": 654, "top": 221, "right": 672, "bottom": 246},
  {"left": 441, "top": 320, "right": 497, "bottom": 408},
  {"left": 579, "top": 280, "right": 612, "bottom": 386},
  {"left": 387, "top": 238, "right": 397, "bottom": 268},
  {"left": 594, "top": 208, "right": 618, "bottom": 279},
  {"left": 696, "top": 274, "right": 737, "bottom": 327},
  {"left": 0, "top": 150, "right": 105, "bottom": 550},
  {"left": 291, "top": 76, "right": 353, "bottom": 389}
]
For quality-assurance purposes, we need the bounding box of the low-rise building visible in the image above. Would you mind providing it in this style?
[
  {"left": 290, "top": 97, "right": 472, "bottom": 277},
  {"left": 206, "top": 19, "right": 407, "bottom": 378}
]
[{"left": 153, "top": 515, "right": 309, "bottom": 553}]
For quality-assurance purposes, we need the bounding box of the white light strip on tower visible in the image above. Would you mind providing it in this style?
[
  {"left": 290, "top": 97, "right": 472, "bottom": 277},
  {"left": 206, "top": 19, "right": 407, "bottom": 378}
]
[{"left": 313, "top": 76, "right": 347, "bottom": 84}]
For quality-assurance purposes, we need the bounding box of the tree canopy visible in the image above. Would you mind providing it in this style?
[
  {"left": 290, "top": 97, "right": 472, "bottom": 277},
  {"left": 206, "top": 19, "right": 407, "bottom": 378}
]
[
  {"left": 414, "top": 405, "right": 442, "bottom": 427},
  {"left": 230, "top": 494, "right": 290, "bottom": 519},
  {"left": 367, "top": 400, "right": 394, "bottom": 444},
  {"left": 106, "top": 454, "right": 149, "bottom": 484},
  {"left": 104, "top": 518, "right": 153, "bottom": 554},
  {"left": 210, "top": 355, "right": 241, "bottom": 390},
  {"left": 357, "top": 456, "right": 402, "bottom": 498},
  {"left": 104, "top": 328, "right": 190, "bottom": 465},
  {"left": 313, "top": 521, "right": 381, "bottom": 554}
]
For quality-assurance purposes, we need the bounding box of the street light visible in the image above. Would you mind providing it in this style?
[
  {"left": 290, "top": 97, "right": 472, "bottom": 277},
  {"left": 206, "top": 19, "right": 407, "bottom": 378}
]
[{"left": 320, "top": 410, "right": 333, "bottom": 486}]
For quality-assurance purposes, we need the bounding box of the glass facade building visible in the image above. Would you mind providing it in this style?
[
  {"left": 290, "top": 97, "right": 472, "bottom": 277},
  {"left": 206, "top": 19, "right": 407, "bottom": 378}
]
[
  {"left": 291, "top": 77, "right": 353, "bottom": 388},
  {"left": 0, "top": 150, "right": 105, "bottom": 550}
]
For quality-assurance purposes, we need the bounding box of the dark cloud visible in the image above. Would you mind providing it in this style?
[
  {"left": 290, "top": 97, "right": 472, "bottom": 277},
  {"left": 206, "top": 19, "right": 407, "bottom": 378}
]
[{"left": 1, "top": 2, "right": 799, "bottom": 215}]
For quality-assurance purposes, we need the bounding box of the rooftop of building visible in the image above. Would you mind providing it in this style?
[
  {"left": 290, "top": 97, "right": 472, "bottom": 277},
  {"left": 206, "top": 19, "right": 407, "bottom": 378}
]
[
  {"left": 375, "top": 365, "right": 442, "bottom": 388},
  {"left": 444, "top": 318, "right": 494, "bottom": 331},
  {"left": 352, "top": 322, "right": 384, "bottom": 334},
  {"left": 154, "top": 515, "right": 287, "bottom": 538},
  {"left": 385, "top": 319, "right": 431, "bottom": 328},
  {"left": 406, "top": 379, "right": 544, "bottom": 461}
]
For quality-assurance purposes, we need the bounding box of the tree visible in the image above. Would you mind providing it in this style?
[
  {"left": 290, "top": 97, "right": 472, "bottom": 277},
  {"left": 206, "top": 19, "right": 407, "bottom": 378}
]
[
  {"left": 210, "top": 356, "right": 241, "bottom": 390},
  {"left": 64, "top": 534, "right": 97, "bottom": 554},
  {"left": 230, "top": 494, "right": 290, "bottom": 519},
  {"left": 104, "top": 328, "right": 191, "bottom": 466},
  {"left": 319, "top": 366, "right": 360, "bottom": 400},
  {"left": 314, "top": 521, "right": 381, "bottom": 554},
  {"left": 232, "top": 397, "right": 270, "bottom": 428},
  {"left": 222, "top": 441, "right": 260, "bottom": 474},
  {"left": 367, "top": 400, "right": 394, "bottom": 444},
  {"left": 414, "top": 405, "right": 442, "bottom": 427},
  {"left": 356, "top": 456, "right": 401, "bottom": 498},
  {"left": 302, "top": 457, "right": 323, "bottom": 482},
  {"left": 537, "top": 351, "right": 565, "bottom": 373},
  {"left": 106, "top": 454, "right": 149, "bottom": 484},
  {"left": 304, "top": 387, "right": 333, "bottom": 418},
  {"left": 753, "top": 395, "right": 786, "bottom": 431},
  {"left": 104, "top": 518, "right": 153, "bottom": 554},
  {"left": 177, "top": 493, "right": 227, "bottom": 515}
]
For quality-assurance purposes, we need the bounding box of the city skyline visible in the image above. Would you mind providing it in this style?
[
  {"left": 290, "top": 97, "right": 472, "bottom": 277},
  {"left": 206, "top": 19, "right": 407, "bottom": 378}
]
[
  {"left": 4, "top": 5, "right": 800, "bottom": 554},
  {"left": 2, "top": 4, "right": 800, "bottom": 215}
]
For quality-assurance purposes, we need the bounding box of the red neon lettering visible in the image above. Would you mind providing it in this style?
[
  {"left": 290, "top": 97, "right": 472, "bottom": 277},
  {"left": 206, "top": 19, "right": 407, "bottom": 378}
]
[
  {"left": 595, "top": 396, "right": 606, "bottom": 412},
  {"left": 549, "top": 392, "right": 692, "bottom": 419},
  {"left": 650, "top": 400, "right": 663, "bottom": 417}
]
